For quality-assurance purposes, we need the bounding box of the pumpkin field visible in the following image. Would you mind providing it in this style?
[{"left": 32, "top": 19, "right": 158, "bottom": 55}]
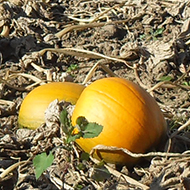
[{"left": 1, "top": 0, "right": 190, "bottom": 189}]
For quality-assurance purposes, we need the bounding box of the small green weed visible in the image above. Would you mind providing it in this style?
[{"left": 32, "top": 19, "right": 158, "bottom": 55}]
[
  {"left": 159, "top": 75, "right": 173, "bottom": 82},
  {"left": 183, "top": 81, "right": 190, "bottom": 86},
  {"left": 140, "top": 28, "right": 164, "bottom": 41},
  {"left": 66, "top": 64, "right": 78, "bottom": 73}
]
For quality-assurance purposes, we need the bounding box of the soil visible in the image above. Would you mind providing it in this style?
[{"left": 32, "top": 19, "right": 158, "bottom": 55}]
[{"left": 1, "top": 0, "right": 190, "bottom": 189}]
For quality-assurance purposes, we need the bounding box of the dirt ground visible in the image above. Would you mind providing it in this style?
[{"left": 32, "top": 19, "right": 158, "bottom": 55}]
[{"left": 1, "top": 0, "right": 190, "bottom": 189}]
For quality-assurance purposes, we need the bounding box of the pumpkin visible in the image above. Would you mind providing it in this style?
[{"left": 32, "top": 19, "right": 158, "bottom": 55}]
[
  {"left": 18, "top": 82, "right": 85, "bottom": 130},
  {"left": 72, "top": 77, "right": 167, "bottom": 165}
]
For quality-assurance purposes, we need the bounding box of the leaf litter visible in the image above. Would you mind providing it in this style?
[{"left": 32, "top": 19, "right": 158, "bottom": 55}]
[{"left": 1, "top": 0, "right": 190, "bottom": 189}]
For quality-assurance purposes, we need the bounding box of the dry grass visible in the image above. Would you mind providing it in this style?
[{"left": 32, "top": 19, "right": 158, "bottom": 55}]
[{"left": 0, "top": 0, "right": 190, "bottom": 189}]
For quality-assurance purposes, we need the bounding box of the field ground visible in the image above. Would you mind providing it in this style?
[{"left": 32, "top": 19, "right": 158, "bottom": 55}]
[{"left": 1, "top": 0, "right": 190, "bottom": 189}]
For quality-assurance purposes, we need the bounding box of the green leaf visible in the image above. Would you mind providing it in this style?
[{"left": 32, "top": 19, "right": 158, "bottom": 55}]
[
  {"left": 60, "top": 109, "right": 69, "bottom": 133},
  {"left": 91, "top": 164, "right": 111, "bottom": 182},
  {"left": 82, "top": 122, "right": 103, "bottom": 138},
  {"left": 60, "top": 109, "right": 68, "bottom": 125},
  {"left": 76, "top": 116, "right": 88, "bottom": 131},
  {"left": 60, "top": 112, "right": 103, "bottom": 144},
  {"left": 183, "top": 81, "right": 190, "bottom": 86},
  {"left": 67, "top": 64, "right": 78, "bottom": 72},
  {"left": 140, "top": 34, "right": 146, "bottom": 40},
  {"left": 67, "top": 133, "right": 82, "bottom": 143},
  {"left": 60, "top": 109, "right": 72, "bottom": 134},
  {"left": 153, "top": 28, "right": 164, "bottom": 37},
  {"left": 77, "top": 163, "right": 86, "bottom": 170},
  {"left": 33, "top": 152, "right": 54, "bottom": 179},
  {"left": 80, "top": 152, "right": 90, "bottom": 161},
  {"left": 76, "top": 116, "right": 103, "bottom": 139},
  {"left": 159, "top": 76, "right": 173, "bottom": 82}
]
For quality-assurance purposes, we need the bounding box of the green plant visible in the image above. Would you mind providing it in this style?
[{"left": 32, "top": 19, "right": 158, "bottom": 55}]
[
  {"left": 140, "top": 28, "right": 164, "bottom": 41},
  {"left": 183, "top": 81, "right": 190, "bottom": 86},
  {"left": 159, "top": 75, "right": 173, "bottom": 82},
  {"left": 66, "top": 64, "right": 79, "bottom": 73},
  {"left": 32, "top": 109, "right": 103, "bottom": 179},
  {"left": 60, "top": 109, "right": 103, "bottom": 144},
  {"left": 33, "top": 151, "right": 54, "bottom": 180}
]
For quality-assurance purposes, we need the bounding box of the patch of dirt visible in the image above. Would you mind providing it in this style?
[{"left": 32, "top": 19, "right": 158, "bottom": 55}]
[{"left": 1, "top": 0, "right": 190, "bottom": 189}]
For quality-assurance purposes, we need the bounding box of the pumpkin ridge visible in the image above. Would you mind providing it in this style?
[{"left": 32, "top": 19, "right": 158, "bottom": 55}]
[
  {"left": 107, "top": 78, "right": 165, "bottom": 142},
  {"left": 88, "top": 88, "right": 153, "bottom": 146},
  {"left": 108, "top": 78, "right": 147, "bottom": 105},
  {"left": 95, "top": 95, "right": 152, "bottom": 151}
]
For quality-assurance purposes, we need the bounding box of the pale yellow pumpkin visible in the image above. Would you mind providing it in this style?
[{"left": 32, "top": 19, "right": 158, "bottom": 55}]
[{"left": 18, "top": 82, "right": 85, "bottom": 130}]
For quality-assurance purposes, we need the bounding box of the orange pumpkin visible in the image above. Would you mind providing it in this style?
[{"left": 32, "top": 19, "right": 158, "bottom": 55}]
[
  {"left": 72, "top": 77, "right": 166, "bottom": 165},
  {"left": 18, "top": 82, "right": 85, "bottom": 130}
]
